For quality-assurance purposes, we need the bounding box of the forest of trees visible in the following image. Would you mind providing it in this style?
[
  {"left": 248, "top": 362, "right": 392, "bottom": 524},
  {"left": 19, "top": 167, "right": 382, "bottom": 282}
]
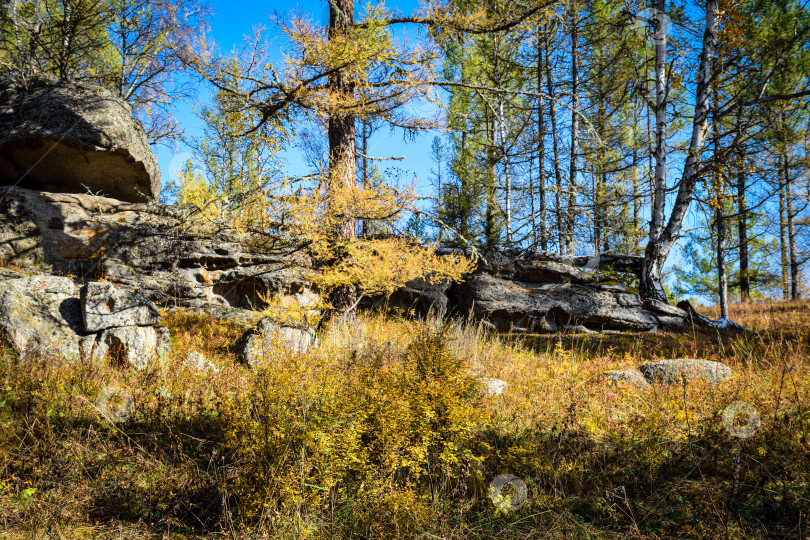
[{"left": 2, "top": 0, "right": 809, "bottom": 311}]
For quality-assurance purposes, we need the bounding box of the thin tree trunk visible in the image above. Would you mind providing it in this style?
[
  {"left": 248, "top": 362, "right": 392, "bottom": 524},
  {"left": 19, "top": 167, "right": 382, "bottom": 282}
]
[
  {"left": 360, "top": 119, "right": 370, "bottom": 236},
  {"left": 736, "top": 154, "right": 750, "bottom": 302},
  {"left": 632, "top": 133, "right": 640, "bottom": 253},
  {"left": 567, "top": 3, "right": 579, "bottom": 254},
  {"left": 545, "top": 38, "right": 564, "bottom": 252},
  {"left": 779, "top": 154, "right": 790, "bottom": 300},
  {"left": 714, "top": 124, "right": 729, "bottom": 318},
  {"left": 485, "top": 107, "right": 499, "bottom": 248},
  {"left": 641, "top": 0, "right": 718, "bottom": 301},
  {"left": 499, "top": 95, "right": 513, "bottom": 247},
  {"left": 537, "top": 29, "right": 548, "bottom": 250},
  {"left": 785, "top": 157, "right": 800, "bottom": 300}
]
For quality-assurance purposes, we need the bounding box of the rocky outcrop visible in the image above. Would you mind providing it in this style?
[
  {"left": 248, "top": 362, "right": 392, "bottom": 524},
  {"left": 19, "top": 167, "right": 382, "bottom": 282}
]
[
  {"left": 0, "top": 269, "right": 169, "bottom": 368},
  {"left": 443, "top": 251, "right": 667, "bottom": 333},
  {"left": 0, "top": 75, "right": 159, "bottom": 202},
  {"left": 450, "top": 273, "right": 659, "bottom": 332},
  {"left": 359, "top": 250, "right": 690, "bottom": 333},
  {"left": 0, "top": 186, "right": 313, "bottom": 311},
  {"left": 234, "top": 318, "right": 318, "bottom": 367},
  {"left": 360, "top": 276, "right": 451, "bottom": 317}
]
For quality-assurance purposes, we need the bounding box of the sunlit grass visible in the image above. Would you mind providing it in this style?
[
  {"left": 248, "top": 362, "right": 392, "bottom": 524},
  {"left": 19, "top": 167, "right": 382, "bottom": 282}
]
[{"left": 0, "top": 302, "right": 807, "bottom": 538}]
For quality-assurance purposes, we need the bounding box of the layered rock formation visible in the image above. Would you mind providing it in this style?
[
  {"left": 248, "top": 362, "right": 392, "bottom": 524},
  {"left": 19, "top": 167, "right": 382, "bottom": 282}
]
[
  {"left": 0, "top": 186, "right": 313, "bottom": 314},
  {"left": 370, "top": 250, "right": 689, "bottom": 333},
  {"left": 0, "top": 75, "right": 160, "bottom": 202}
]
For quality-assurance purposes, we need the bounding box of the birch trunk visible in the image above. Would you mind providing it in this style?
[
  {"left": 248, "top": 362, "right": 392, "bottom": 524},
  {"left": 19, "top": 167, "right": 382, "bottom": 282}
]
[{"left": 641, "top": 0, "right": 719, "bottom": 301}]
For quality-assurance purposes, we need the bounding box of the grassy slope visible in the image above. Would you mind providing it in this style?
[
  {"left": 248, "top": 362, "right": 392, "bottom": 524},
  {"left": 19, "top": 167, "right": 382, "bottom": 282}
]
[{"left": 0, "top": 301, "right": 808, "bottom": 539}]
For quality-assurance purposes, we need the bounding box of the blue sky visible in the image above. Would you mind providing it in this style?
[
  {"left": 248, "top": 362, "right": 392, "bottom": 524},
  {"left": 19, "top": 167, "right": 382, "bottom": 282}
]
[{"left": 155, "top": 0, "right": 439, "bottom": 199}]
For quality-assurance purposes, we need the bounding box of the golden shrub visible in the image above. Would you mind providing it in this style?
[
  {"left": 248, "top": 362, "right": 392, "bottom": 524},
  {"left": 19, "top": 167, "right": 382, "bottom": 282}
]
[{"left": 222, "top": 328, "right": 488, "bottom": 533}]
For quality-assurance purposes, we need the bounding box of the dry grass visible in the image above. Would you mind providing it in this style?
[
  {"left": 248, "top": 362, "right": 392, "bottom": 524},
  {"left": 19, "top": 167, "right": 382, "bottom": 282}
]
[{"left": 0, "top": 302, "right": 807, "bottom": 539}]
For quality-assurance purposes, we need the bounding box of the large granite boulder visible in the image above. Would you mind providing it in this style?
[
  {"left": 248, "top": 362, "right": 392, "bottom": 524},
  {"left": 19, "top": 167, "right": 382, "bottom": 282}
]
[
  {"left": 85, "top": 325, "right": 171, "bottom": 370},
  {"left": 0, "top": 75, "right": 159, "bottom": 202},
  {"left": 0, "top": 187, "right": 313, "bottom": 311},
  {"left": 0, "top": 274, "right": 84, "bottom": 360},
  {"left": 0, "top": 269, "right": 170, "bottom": 369}
]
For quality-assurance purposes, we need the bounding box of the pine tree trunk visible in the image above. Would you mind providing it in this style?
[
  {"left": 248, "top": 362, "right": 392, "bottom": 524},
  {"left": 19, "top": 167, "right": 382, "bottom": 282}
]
[
  {"left": 786, "top": 158, "right": 800, "bottom": 300},
  {"left": 736, "top": 156, "right": 750, "bottom": 302},
  {"left": 328, "top": 0, "right": 357, "bottom": 312},
  {"left": 717, "top": 206, "right": 729, "bottom": 318},
  {"left": 537, "top": 29, "right": 548, "bottom": 250},
  {"left": 779, "top": 154, "right": 790, "bottom": 300},
  {"left": 632, "top": 139, "right": 640, "bottom": 253},
  {"left": 714, "top": 112, "right": 729, "bottom": 318}
]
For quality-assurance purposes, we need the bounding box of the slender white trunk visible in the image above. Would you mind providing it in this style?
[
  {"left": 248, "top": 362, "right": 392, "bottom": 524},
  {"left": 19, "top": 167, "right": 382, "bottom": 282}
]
[{"left": 642, "top": 0, "right": 719, "bottom": 301}]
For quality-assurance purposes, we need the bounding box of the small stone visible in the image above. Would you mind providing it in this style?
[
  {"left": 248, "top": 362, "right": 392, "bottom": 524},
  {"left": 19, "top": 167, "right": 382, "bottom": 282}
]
[
  {"left": 478, "top": 377, "right": 509, "bottom": 396},
  {"left": 639, "top": 359, "right": 732, "bottom": 385},
  {"left": 184, "top": 351, "right": 219, "bottom": 373},
  {"left": 600, "top": 369, "right": 651, "bottom": 391},
  {"left": 81, "top": 281, "right": 161, "bottom": 332}
]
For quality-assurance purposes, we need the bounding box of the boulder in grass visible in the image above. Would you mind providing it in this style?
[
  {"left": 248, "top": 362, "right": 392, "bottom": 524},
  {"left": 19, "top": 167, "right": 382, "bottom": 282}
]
[
  {"left": 234, "top": 317, "right": 317, "bottom": 367},
  {"left": 639, "top": 359, "right": 732, "bottom": 385},
  {"left": 0, "top": 75, "right": 160, "bottom": 202},
  {"left": 80, "top": 281, "right": 161, "bottom": 332},
  {"left": 600, "top": 369, "right": 651, "bottom": 391}
]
